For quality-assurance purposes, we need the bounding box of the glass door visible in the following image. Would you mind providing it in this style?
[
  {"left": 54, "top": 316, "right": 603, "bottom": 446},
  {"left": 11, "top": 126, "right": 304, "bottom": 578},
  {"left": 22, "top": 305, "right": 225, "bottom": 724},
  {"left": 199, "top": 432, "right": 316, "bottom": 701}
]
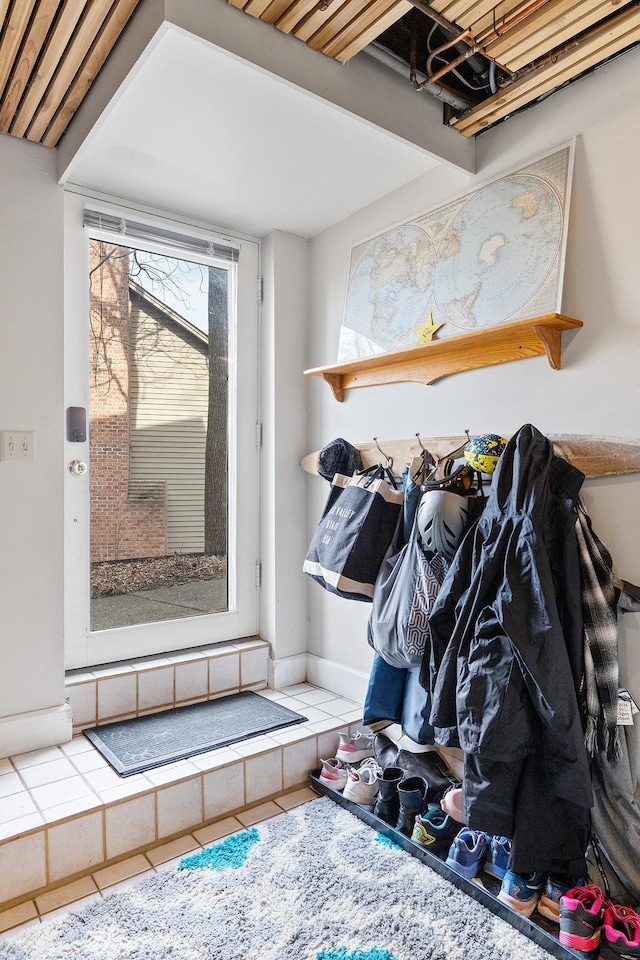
[{"left": 64, "top": 194, "right": 260, "bottom": 669}]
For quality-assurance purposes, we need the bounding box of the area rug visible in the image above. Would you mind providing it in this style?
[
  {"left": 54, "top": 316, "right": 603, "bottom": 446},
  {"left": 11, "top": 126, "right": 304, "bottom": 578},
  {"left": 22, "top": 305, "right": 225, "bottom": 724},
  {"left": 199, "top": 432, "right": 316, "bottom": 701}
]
[
  {"left": 0, "top": 797, "right": 557, "bottom": 960},
  {"left": 83, "top": 691, "right": 307, "bottom": 776}
]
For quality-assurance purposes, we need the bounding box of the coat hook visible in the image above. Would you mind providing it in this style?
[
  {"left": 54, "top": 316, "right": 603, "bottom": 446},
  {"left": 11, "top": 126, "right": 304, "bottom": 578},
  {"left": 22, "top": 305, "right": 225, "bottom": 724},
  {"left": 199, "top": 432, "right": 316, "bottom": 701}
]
[
  {"left": 373, "top": 437, "right": 393, "bottom": 470},
  {"left": 415, "top": 432, "right": 428, "bottom": 451}
]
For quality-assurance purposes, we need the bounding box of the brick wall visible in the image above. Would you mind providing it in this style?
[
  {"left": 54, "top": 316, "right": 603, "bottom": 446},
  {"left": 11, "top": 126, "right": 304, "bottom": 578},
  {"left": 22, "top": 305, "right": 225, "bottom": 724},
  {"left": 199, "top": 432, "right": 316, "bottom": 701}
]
[{"left": 89, "top": 241, "right": 166, "bottom": 562}]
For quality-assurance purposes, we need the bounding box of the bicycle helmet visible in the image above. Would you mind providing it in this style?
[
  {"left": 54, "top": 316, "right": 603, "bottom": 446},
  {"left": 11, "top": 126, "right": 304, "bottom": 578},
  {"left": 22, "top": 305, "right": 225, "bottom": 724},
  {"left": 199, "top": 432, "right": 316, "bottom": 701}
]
[
  {"left": 463, "top": 433, "right": 507, "bottom": 475},
  {"left": 417, "top": 490, "right": 470, "bottom": 560}
]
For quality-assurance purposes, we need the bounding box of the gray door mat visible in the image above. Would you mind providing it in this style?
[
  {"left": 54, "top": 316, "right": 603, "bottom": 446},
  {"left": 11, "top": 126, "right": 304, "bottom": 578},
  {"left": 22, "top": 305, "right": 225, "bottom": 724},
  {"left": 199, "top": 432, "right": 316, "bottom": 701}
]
[{"left": 83, "top": 691, "right": 307, "bottom": 776}]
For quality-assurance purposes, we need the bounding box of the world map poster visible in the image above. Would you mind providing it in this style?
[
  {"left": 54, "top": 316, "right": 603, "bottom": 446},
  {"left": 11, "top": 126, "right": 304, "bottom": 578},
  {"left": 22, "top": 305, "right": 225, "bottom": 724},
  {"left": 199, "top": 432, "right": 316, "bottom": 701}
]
[{"left": 338, "top": 143, "right": 574, "bottom": 362}]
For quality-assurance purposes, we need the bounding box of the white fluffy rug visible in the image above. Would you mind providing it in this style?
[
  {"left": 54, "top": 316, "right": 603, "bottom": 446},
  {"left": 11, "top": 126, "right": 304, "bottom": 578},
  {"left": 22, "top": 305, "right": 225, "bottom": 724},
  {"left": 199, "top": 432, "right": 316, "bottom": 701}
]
[{"left": 0, "top": 797, "right": 557, "bottom": 960}]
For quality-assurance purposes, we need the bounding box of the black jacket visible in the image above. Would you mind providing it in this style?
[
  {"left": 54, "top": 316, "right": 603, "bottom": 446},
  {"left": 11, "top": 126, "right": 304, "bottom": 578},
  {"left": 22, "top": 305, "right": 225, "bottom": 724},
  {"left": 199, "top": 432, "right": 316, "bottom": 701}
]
[{"left": 423, "top": 423, "right": 592, "bottom": 810}]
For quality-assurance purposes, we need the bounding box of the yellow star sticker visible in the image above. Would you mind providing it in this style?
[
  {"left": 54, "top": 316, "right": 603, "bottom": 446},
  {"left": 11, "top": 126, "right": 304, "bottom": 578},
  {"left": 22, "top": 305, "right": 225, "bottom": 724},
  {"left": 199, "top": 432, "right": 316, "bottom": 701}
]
[{"left": 414, "top": 312, "right": 444, "bottom": 344}]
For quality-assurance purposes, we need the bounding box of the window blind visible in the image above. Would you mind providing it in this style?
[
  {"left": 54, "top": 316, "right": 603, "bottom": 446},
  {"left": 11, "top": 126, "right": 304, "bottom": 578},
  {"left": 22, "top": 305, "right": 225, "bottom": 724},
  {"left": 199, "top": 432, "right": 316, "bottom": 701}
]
[{"left": 82, "top": 209, "right": 240, "bottom": 262}]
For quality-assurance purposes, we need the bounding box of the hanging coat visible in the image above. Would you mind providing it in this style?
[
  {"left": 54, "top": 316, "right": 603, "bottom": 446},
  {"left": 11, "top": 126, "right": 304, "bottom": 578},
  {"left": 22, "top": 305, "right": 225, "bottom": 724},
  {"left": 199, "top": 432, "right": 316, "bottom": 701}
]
[{"left": 424, "top": 424, "right": 592, "bottom": 816}]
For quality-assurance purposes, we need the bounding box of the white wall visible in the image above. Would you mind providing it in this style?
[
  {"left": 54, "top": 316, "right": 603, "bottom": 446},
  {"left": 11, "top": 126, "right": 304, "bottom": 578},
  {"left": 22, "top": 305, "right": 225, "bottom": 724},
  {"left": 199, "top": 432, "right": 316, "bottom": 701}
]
[
  {"left": 307, "top": 49, "right": 640, "bottom": 708},
  {"left": 0, "top": 134, "right": 71, "bottom": 752}
]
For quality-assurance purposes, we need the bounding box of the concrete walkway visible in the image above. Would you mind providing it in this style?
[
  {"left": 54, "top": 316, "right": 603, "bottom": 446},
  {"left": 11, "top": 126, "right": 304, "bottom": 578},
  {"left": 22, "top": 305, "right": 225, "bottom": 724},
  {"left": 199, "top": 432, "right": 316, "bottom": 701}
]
[{"left": 91, "top": 578, "right": 228, "bottom": 631}]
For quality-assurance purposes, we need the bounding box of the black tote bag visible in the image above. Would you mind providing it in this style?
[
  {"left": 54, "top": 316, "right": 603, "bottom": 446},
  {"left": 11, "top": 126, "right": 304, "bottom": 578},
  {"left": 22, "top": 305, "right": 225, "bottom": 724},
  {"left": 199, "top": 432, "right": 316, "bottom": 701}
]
[{"left": 303, "top": 471, "right": 403, "bottom": 601}]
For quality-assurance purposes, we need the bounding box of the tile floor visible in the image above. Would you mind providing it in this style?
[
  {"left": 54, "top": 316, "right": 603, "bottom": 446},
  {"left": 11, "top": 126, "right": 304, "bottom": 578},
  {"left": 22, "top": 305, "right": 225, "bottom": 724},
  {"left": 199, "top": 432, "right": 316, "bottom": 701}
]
[
  {"left": 0, "top": 683, "right": 363, "bottom": 929},
  {"left": 0, "top": 784, "right": 319, "bottom": 940}
]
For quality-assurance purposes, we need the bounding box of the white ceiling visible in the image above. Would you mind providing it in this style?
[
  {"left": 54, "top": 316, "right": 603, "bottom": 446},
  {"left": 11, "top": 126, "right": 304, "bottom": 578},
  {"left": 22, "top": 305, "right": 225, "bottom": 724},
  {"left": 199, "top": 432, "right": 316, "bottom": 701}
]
[{"left": 62, "top": 25, "right": 442, "bottom": 239}]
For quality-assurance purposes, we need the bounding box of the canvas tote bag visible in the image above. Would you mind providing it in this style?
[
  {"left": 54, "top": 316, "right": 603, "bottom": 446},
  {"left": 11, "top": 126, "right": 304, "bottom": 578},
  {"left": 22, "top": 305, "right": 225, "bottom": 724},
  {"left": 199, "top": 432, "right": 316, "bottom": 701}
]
[{"left": 303, "top": 470, "right": 403, "bottom": 602}]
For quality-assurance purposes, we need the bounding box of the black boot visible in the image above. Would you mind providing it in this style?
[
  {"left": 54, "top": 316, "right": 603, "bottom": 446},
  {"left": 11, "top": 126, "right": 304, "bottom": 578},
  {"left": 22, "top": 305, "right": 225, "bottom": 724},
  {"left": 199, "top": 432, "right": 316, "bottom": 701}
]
[
  {"left": 396, "top": 776, "right": 428, "bottom": 836},
  {"left": 373, "top": 766, "right": 403, "bottom": 824}
]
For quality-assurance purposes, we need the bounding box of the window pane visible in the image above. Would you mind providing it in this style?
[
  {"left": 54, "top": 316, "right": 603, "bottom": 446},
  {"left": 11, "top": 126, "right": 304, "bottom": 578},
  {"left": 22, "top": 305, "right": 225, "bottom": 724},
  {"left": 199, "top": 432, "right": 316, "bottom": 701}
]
[{"left": 88, "top": 238, "right": 230, "bottom": 632}]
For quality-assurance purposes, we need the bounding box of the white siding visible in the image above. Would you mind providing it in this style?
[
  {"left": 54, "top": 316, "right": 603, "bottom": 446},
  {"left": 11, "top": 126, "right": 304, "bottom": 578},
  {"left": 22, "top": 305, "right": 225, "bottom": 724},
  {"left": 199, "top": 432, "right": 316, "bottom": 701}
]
[{"left": 129, "top": 299, "right": 209, "bottom": 553}]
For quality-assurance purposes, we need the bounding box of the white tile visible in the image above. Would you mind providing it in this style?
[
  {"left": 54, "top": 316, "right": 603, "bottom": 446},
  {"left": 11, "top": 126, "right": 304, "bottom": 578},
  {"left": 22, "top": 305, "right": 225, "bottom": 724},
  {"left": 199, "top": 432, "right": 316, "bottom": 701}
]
[
  {"left": 66, "top": 681, "right": 97, "bottom": 727},
  {"left": 19, "top": 758, "right": 78, "bottom": 789},
  {"left": 0, "top": 832, "right": 46, "bottom": 903},
  {"left": 156, "top": 778, "right": 203, "bottom": 839},
  {"left": 291, "top": 705, "right": 330, "bottom": 723},
  {"left": 93, "top": 664, "right": 136, "bottom": 678},
  {"left": 209, "top": 653, "right": 240, "bottom": 694},
  {"left": 30, "top": 776, "right": 95, "bottom": 812},
  {"left": 0, "top": 812, "right": 44, "bottom": 841},
  {"left": 203, "top": 762, "right": 245, "bottom": 820},
  {"left": 97, "top": 775, "right": 152, "bottom": 803},
  {"left": 245, "top": 750, "right": 282, "bottom": 805},
  {"left": 240, "top": 647, "right": 269, "bottom": 687},
  {"left": 0, "top": 759, "right": 13, "bottom": 776},
  {"left": 256, "top": 689, "right": 285, "bottom": 701},
  {"left": 308, "top": 717, "right": 343, "bottom": 735},
  {"left": 280, "top": 684, "right": 316, "bottom": 695},
  {"left": 317, "top": 729, "right": 342, "bottom": 759},
  {"left": 341, "top": 709, "right": 364, "bottom": 724},
  {"left": 144, "top": 760, "right": 199, "bottom": 786},
  {"left": 12, "top": 746, "right": 65, "bottom": 769},
  {"left": 294, "top": 688, "right": 339, "bottom": 706},
  {"left": 0, "top": 771, "right": 25, "bottom": 800},
  {"left": 283, "top": 738, "right": 318, "bottom": 790},
  {"left": 138, "top": 665, "right": 174, "bottom": 711},
  {"left": 0, "top": 790, "right": 39, "bottom": 823},
  {"left": 317, "top": 698, "right": 360, "bottom": 717},
  {"left": 233, "top": 639, "right": 268, "bottom": 652},
  {"left": 175, "top": 660, "right": 208, "bottom": 702},
  {"left": 82, "top": 765, "right": 126, "bottom": 793},
  {"left": 41, "top": 795, "right": 103, "bottom": 823},
  {"left": 269, "top": 726, "right": 316, "bottom": 745},
  {"left": 60, "top": 736, "right": 96, "bottom": 757},
  {"left": 69, "top": 749, "right": 110, "bottom": 774},
  {"left": 97, "top": 675, "right": 137, "bottom": 720},
  {"left": 275, "top": 697, "right": 307, "bottom": 711},
  {"left": 105, "top": 794, "right": 156, "bottom": 860},
  {"left": 47, "top": 811, "right": 104, "bottom": 882},
  {"left": 190, "top": 747, "right": 242, "bottom": 771},
  {"left": 232, "top": 735, "right": 279, "bottom": 757}
]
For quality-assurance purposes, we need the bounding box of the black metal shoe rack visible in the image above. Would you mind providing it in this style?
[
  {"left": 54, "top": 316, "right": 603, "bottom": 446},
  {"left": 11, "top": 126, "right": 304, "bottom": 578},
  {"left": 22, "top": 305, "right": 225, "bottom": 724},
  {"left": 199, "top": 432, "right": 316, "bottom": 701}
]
[{"left": 310, "top": 768, "right": 582, "bottom": 960}]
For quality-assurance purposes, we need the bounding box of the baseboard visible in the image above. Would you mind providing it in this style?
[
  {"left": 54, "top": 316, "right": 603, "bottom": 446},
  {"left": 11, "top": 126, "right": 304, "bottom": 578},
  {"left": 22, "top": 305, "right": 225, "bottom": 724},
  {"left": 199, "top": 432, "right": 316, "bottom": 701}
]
[
  {"left": 305, "top": 654, "right": 368, "bottom": 706},
  {"left": 0, "top": 702, "right": 73, "bottom": 759},
  {"left": 268, "top": 654, "right": 308, "bottom": 689}
]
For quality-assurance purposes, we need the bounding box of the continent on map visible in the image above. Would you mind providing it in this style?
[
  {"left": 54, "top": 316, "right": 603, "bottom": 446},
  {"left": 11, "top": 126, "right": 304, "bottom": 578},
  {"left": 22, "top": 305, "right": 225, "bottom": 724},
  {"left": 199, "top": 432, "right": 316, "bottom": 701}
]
[
  {"left": 443, "top": 285, "right": 482, "bottom": 327},
  {"left": 512, "top": 188, "right": 544, "bottom": 220},
  {"left": 479, "top": 234, "right": 505, "bottom": 267}
]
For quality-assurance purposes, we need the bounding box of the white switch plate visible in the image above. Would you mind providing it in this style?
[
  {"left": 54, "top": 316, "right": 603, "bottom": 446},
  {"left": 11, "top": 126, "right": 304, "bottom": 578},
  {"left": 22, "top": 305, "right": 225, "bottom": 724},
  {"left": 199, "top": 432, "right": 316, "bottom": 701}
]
[{"left": 0, "top": 430, "right": 36, "bottom": 461}]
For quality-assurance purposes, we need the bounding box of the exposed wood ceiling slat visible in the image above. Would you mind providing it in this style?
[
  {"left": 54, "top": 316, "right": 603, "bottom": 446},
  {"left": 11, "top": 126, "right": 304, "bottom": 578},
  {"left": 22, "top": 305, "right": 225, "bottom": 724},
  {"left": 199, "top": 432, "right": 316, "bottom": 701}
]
[
  {"left": 486, "top": 0, "right": 630, "bottom": 68},
  {"left": 274, "top": 0, "right": 319, "bottom": 34},
  {"left": 40, "top": 0, "right": 141, "bottom": 146},
  {"left": 0, "top": 0, "right": 38, "bottom": 100},
  {"left": 259, "top": 0, "right": 295, "bottom": 25},
  {"left": 8, "top": 0, "right": 89, "bottom": 138},
  {"left": 451, "top": 2, "right": 640, "bottom": 133},
  {"left": 0, "top": 0, "right": 61, "bottom": 133},
  {"left": 323, "top": 0, "right": 411, "bottom": 61},
  {"left": 307, "top": 0, "right": 379, "bottom": 51},
  {"left": 292, "top": 0, "right": 354, "bottom": 44},
  {"left": 243, "top": 0, "right": 276, "bottom": 18},
  {"left": 24, "top": 0, "right": 115, "bottom": 143}
]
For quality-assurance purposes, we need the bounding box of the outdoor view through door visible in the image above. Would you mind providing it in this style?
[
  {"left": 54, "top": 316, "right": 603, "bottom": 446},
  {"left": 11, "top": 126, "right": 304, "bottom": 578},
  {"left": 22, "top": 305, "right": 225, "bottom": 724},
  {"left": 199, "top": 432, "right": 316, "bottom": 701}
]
[{"left": 89, "top": 238, "right": 229, "bottom": 631}]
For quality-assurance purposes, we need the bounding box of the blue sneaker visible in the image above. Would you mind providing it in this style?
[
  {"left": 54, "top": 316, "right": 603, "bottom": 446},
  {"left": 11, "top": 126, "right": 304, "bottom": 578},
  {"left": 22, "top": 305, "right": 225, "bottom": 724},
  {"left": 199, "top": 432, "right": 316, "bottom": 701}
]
[
  {"left": 483, "top": 835, "right": 512, "bottom": 880},
  {"left": 537, "top": 874, "right": 585, "bottom": 923},
  {"left": 411, "top": 807, "right": 460, "bottom": 857},
  {"left": 498, "top": 870, "right": 547, "bottom": 918},
  {"left": 445, "top": 828, "right": 491, "bottom": 879}
]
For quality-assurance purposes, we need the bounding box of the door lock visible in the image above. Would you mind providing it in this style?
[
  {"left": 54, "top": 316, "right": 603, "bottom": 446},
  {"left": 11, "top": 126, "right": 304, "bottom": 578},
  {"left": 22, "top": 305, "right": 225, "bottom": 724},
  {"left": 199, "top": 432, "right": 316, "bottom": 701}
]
[{"left": 68, "top": 459, "right": 88, "bottom": 476}]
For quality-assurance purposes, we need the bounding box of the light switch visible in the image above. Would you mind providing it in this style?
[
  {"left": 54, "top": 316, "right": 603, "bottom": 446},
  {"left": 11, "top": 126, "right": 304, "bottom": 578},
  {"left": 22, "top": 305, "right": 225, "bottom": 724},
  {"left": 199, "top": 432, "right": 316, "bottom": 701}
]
[{"left": 0, "top": 430, "right": 35, "bottom": 461}]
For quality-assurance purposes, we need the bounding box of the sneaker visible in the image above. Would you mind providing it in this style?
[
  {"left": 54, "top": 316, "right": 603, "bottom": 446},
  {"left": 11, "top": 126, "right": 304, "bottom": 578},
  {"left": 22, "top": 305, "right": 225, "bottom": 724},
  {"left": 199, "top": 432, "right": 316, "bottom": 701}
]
[
  {"left": 318, "top": 757, "right": 349, "bottom": 792},
  {"left": 342, "top": 759, "right": 381, "bottom": 807},
  {"left": 498, "top": 870, "right": 547, "bottom": 918},
  {"left": 599, "top": 904, "right": 640, "bottom": 960},
  {"left": 445, "top": 828, "right": 491, "bottom": 879},
  {"left": 559, "top": 884, "right": 606, "bottom": 952},
  {"left": 483, "top": 836, "right": 512, "bottom": 880},
  {"left": 411, "top": 807, "right": 460, "bottom": 857},
  {"left": 538, "top": 874, "right": 586, "bottom": 924},
  {"left": 335, "top": 731, "right": 375, "bottom": 765}
]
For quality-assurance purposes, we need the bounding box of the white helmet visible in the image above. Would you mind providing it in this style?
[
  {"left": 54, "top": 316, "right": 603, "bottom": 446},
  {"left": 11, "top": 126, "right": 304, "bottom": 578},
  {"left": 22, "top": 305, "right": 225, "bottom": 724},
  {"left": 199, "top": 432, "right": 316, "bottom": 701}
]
[{"left": 417, "top": 490, "right": 470, "bottom": 560}]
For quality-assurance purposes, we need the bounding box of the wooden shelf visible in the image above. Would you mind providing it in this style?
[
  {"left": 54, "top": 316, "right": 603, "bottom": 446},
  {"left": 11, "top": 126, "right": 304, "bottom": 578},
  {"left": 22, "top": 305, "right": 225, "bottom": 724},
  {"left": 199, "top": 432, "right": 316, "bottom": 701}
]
[{"left": 304, "top": 313, "right": 583, "bottom": 401}]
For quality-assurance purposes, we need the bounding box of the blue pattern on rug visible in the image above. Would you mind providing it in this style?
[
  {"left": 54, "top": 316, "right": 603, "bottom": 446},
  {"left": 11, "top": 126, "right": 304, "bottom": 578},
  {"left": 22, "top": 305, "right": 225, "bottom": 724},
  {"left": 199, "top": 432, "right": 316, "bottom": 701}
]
[
  {"left": 375, "top": 834, "right": 401, "bottom": 850},
  {"left": 317, "top": 949, "right": 398, "bottom": 960},
  {"left": 178, "top": 827, "right": 260, "bottom": 871}
]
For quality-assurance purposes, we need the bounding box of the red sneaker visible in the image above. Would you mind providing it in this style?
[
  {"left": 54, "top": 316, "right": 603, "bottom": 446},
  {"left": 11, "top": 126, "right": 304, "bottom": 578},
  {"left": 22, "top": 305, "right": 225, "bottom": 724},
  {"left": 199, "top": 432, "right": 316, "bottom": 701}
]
[{"left": 599, "top": 904, "right": 640, "bottom": 960}]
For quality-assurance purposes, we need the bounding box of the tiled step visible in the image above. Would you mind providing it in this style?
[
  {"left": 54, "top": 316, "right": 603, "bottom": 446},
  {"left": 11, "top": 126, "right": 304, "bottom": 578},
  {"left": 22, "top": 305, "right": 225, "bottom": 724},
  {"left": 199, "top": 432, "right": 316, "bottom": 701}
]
[{"left": 0, "top": 673, "right": 362, "bottom": 915}]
